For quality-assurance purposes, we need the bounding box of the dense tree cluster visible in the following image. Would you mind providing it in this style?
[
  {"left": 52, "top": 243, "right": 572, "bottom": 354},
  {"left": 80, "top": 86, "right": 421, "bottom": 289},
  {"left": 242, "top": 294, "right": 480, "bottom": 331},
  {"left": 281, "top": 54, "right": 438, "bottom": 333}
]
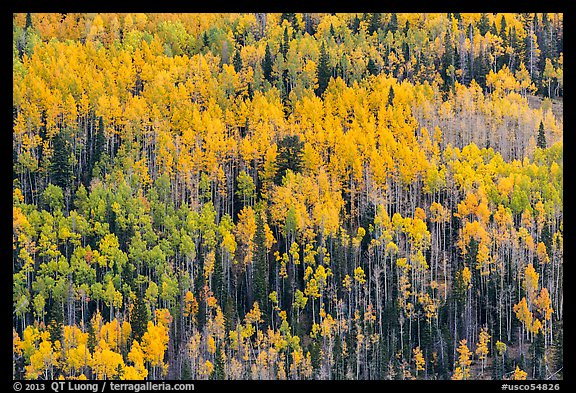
[{"left": 13, "top": 13, "right": 562, "bottom": 380}]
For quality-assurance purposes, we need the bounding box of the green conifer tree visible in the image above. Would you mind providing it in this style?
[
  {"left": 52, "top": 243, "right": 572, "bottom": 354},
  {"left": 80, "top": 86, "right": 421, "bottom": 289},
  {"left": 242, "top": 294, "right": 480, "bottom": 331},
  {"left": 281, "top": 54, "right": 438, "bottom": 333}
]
[
  {"left": 537, "top": 120, "right": 547, "bottom": 149},
  {"left": 316, "top": 41, "right": 331, "bottom": 96}
]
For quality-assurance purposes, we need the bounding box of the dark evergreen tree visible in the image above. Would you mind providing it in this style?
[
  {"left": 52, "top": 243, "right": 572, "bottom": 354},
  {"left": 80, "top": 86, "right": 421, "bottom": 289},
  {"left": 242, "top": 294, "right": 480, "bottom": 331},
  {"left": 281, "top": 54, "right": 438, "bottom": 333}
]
[
  {"left": 282, "top": 68, "right": 290, "bottom": 98},
  {"left": 497, "top": 15, "right": 509, "bottom": 70},
  {"left": 247, "top": 82, "right": 254, "bottom": 99},
  {"left": 280, "top": 13, "right": 299, "bottom": 32},
  {"left": 490, "top": 21, "right": 498, "bottom": 36},
  {"left": 274, "top": 135, "right": 304, "bottom": 185},
  {"left": 131, "top": 295, "right": 149, "bottom": 342},
  {"left": 233, "top": 49, "right": 242, "bottom": 73},
  {"left": 367, "top": 58, "right": 378, "bottom": 76},
  {"left": 387, "top": 13, "right": 398, "bottom": 34},
  {"left": 281, "top": 26, "right": 290, "bottom": 58},
  {"left": 113, "top": 364, "right": 124, "bottom": 380},
  {"left": 316, "top": 41, "right": 331, "bottom": 97},
  {"left": 538, "top": 14, "right": 552, "bottom": 87},
  {"left": 553, "top": 327, "right": 563, "bottom": 379},
  {"left": 473, "top": 52, "right": 488, "bottom": 90},
  {"left": 303, "top": 13, "right": 314, "bottom": 35},
  {"left": 368, "top": 13, "right": 382, "bottom": 35},
  {"left": 87, "top": 320, "right": 97, "bottom": 352},
  {"left": 537, "top": 120, "right": 547, "bottom": 149},
  {"left": 262, "top": 43, "right": 273, "bottom": 83},
  {"left": 213, "top": 345, "right": 225, "bottom": 379},
  {"left": 50, "top": 130, "right": 72, "bottom": 192},
  {"left": 441, "top": 30, "right": 455, "bottom": 91},
  {"left": 94, "top": 116, "right": 106, "bottom": 167},
  {"left": 509, "top": 25, "right": 518, "bottom": 71},
  {"left": 46, "top": 314, "right": 63, "bottom": 344},
  {"left": 388, "top": 85, "right": 395, "bottom": 107},
  {"left": 213, "top": 249, "right": 224, "bottom": 301},
  {"left": 478, "top": 13, "right": 490, "bottom": 36},
  {"left": 253, "top": 209, "right": 269, "bottom": 321},
  {"left": 25, "top": 13, "right": 33, "bottom": 30},
  {"left": 531, "top": 331, "right": 545, "bottom": 379},
  {"left": 351, "top": 15, "right": 361, "bottom": 34},
  {"left": 499, "top": 14, "right": 508, "bottom": 44},
  {"left": 522, "top": 17, "right": 540, "bottom": 80},
  {"left": 223, "top": 295, "right": 236, "bottom": 332},
  {"left": 467, "top": 23, "right": 475, "bottom": 82}
]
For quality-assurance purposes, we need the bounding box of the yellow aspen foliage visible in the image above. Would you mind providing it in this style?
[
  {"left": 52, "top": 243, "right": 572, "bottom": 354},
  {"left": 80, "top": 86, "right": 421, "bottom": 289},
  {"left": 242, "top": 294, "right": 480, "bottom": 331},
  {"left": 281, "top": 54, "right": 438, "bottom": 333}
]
[
  {"left": 475, "top": 242, "right": 492, "bottom": 273},
  {"left": 141, "top": 319, "right": 170, "bottom": 373},
  {"left": 269, "top": 291, "right": 279, "bottom": 307},
  {"left": 304, "top": 278, "right": 320, "bottom": 299},
  {"left": 293, "top": 289, "right": 308, "bottom": 310},
  {"left": 203, "top": 250, "right": 215, "bottom": 278},
  {"left": 513, "top": 297, "right": 533, "bottom": 332},
  {"left": 278, "top": 252, "right": 289, "bottom": 279},
  {"left": 289, "top": 242, "right": 300, "bottom": 264},
  {"left": 90, "top": 341, "right": 124, "bottom": 379},
  {"left": 524, "top": 263, "right": 539, "bottom": 302},
  {"left": 314, "top": 265, "right": 331, "bottom": 291},
  {"left": 352, "top": 227, "right": 366, "bottom": 250},
  {"left": 245, "top": 302, "right": 263, "bottom": 324},
  {"left": 497, "top": 176, "right": 514, "bottom": 199},
  {"left": 183, "top": 291, "right": 199, "bottom": 318},
  {"left": 99, "top": 319, "right": 120, "bottom": 351},
  {"left": 236, "top": 206, "right": 256, "bottom": 266},
  {"left": 386, "top": 241, "right": 399, "bottom": 255},
  {"left": 120, "top": 322, "right": 131, "bottom": 349},
  {"left": 413, "top": 346, "right": 425, "bottom": 373},
  {"left": 20, "top": 326, "right": 41, "bottom": 360},
  {"left": 458, "top": 220, "right": 490, "bottom": 255},
  {"left": 208, "top": 306, "right": 226, "bottom": 340},
  {"left": 342, "top": 274, "right": 353, "bottom": 292},
  {"left": 452, "top": 339, "right": 472, "bottom": 380},
  {"left": 303, "top": 243, "right": 317, "bottom": 266},
  {"left": 200, "top": 360, "right": 214, "bottom": 379},
  {"left": 127, "top": 340, "right": 148, "bottom": 379},
  {"left": 417, "top": 293, "right": 438, "bottom": 321},
  {"left": 414, "top": 207, "right": 426, "bottom": 221},
  {"left": 155, "top": 308, "right": 173, "bottom": 327},
  {"left": 496, "top": 341, "right": 507, "bottom": 357},
  {"left": 461, "top": 266, "right": 472, "bottom": 289},
  {"left": 455, "top": 192, "right": 479, "bottom": 219},
  {"left": 13, "top": 328, "right": 23, "bottom": 356},
  {"left": 122, "top": 366, "right": 145, "bottom": 380},
  {"left": 221, "top": 231, "right": 237, "bottom": 256},
  {"left": 534, "top": 288, "right": 553, "bottom": 321},
  {"left": 364, "top": 304, "right": 377, "bottom": 323},
  {"left": 264, "top": 223, "right": 276, "bottom": 250},
  {"left": 10, "top": 12, "right": 565, "bottom": 382},
  {"left": 205, "top": 295, "right": 218, "bottom": 309},
  {"left": 536, "top": 242, "right": 550, "bottom": 264},
  {"left": 26, "top": 336, "right": 61, "bottom": 379},
  {"left": 475, "top": 326, "right": 491, "bottom": 373},
  {"left": 207, "top": 336, "right": 216, "bottom": 354},
  {"left": 531, "top": 318, "right": 543, "bottom": 334},
  {"left": 353, "top": 266, "right": 366, "bottom": 285},
  {"left": 63, "top": 337, "right": 92, "bottom": 375},
  {"left": 512, "top": 366, "right": 528, "bottom": 380}
]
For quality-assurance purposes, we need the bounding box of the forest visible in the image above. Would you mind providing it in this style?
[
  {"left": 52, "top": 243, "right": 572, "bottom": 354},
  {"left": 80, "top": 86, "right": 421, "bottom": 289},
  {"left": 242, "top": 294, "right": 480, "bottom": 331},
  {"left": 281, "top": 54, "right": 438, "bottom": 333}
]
[{"left": 12, "top": 13, "right": 562, "bottom": 381}]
